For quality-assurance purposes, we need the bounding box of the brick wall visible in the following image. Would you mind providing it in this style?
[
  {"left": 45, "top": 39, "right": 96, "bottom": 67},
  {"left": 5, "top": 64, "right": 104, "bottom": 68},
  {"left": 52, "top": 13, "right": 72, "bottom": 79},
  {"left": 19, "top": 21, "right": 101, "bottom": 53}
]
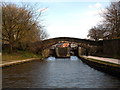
[{"left": 103, "top": 39, "right": 120, "bottom": 58}]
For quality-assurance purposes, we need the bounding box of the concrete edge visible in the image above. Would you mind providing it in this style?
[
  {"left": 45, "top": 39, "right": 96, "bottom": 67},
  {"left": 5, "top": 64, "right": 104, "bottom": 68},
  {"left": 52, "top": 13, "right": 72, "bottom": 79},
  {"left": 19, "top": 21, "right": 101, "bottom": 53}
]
[
  {"left": 1, "top": 58, "right": 44, "bottom": 68},
  {"left": 81, "top": 56, "right": 120, "bottom": 66},
  {"left": 78, "top": 56, "right": 120, "bottom": 78}
]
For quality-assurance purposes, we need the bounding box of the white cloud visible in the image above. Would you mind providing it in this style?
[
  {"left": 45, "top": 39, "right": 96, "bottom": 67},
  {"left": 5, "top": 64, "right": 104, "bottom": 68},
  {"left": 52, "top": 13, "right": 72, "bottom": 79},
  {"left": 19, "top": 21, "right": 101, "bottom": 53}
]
[
  {"left": 94, "top": 3, "right": 102, "bottom": 8},
  {"left": 84, "top": 10, "right": 99, "bottom": 16},
  {"left": 88, "top": 5, "right": 93, "bottom": 8},
  {"left": 88, "top": 3, "right": 102, "bottom": 9}
]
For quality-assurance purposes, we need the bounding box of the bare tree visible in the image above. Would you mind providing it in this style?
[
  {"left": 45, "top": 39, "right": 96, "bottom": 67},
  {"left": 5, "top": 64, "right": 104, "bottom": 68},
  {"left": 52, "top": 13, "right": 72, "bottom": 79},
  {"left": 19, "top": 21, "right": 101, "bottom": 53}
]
[
  {"left": 101, "top": 1, "right": 120, "bottom": 39},
  {"left": 87, "top": 25, "right": 105, "bottom": 41},
  {"left": 2, "top": 3, "right": 48, "bottom": 53},
  {"left": 88, "top": 1, "right": 120, "bottom": 40}
]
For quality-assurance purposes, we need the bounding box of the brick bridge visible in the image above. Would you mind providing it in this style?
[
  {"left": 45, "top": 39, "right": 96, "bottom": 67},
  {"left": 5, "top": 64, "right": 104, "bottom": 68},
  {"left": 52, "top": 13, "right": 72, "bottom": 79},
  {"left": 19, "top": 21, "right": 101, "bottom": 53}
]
[
  {"left": 39, "top": 37, "right": 104, "bottom": 57},
  {"left": 41, "top": 37, "right": 102, "bottom": 49},
  {"left": 39, "top": 37, "right": 120, "bottom": 58}
]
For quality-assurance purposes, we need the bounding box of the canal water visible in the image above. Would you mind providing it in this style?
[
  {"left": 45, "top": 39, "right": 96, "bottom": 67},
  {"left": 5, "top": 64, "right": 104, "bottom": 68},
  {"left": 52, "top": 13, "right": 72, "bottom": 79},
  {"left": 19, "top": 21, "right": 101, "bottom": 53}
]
[{"left": 2, "top": 56, "right": 120, "bottom": 88}]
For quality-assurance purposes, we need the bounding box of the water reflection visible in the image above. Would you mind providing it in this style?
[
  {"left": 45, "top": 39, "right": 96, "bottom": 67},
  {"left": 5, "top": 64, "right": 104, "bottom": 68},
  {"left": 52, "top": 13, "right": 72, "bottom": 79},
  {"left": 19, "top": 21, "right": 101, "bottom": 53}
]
[
  {"left": 70, "top": 56, "right": 79, "bottom": 61},
  {"left": 2, "top": 56, "right": 120, "bottom": 88},
  {"left": 46, "top": 57, "right": 56, "bottom": 61},
  {"left": 47, "top": 56, "right": 79, "bottom": 61}
]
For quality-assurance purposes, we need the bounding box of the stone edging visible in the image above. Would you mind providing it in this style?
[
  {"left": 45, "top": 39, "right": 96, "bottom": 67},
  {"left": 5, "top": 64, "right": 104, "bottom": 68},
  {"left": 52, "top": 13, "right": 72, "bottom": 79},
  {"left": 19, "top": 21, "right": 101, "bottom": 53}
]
[
  {"left": 0, "top": 58, "right": 43, "bottom": 68},
  {"left": 78, "top": 56, "right": 120, "bottom": 78}
]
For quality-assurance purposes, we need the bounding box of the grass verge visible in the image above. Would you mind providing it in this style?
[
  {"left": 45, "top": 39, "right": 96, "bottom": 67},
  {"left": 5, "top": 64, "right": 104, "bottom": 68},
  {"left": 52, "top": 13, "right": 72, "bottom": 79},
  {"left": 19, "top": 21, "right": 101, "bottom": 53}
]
[{"left": 2, "top": 50, "right": 42, "bottom": 64}]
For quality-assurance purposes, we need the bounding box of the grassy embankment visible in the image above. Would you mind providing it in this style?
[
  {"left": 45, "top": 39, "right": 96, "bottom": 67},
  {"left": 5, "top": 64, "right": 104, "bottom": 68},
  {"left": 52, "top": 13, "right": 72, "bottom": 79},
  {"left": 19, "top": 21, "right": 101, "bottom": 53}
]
[{"left": 2, "top": 50, "right": 42, "bottom": 64}]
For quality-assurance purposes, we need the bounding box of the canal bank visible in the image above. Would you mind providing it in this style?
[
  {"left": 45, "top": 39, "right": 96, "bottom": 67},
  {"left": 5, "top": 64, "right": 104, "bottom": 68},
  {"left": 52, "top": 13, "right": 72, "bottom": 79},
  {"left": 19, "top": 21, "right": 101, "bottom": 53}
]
[
  {"left": 1, "top": 48, "right": 50, "bottom": 68},
  {"left": 0, "top": 58, "right": 43, "bottom": 68},
  {"left": 78, "top": 56, "right": 120, "bottom": 78}
]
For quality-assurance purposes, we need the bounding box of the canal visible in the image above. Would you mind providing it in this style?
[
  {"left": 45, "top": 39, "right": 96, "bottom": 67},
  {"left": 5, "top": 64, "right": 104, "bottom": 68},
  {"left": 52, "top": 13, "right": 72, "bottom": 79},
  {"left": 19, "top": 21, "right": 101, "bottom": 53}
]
[{"left": 2, "top": 56, "right": 120, "bottom": 88}]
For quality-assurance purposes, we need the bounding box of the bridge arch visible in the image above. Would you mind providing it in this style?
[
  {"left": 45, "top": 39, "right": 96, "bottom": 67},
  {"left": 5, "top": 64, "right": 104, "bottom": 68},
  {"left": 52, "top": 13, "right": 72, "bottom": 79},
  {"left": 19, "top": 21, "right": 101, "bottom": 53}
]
[
  {"left": 41, "top": 37, "right": 102, "bottom": 49},
  {"left": 37, "top": 37, "right": 103, "bottom": 57}
]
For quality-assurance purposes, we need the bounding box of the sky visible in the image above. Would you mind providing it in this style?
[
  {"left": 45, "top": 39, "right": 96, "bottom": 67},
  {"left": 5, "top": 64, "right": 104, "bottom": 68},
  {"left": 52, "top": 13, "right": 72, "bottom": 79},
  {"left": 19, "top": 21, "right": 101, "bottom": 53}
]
[
  {"left": 2, "top": 0, "right": 112, "bottom": 39},
  {"left": 37, "top": 1, "right": 110, "bottom": 39}
]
